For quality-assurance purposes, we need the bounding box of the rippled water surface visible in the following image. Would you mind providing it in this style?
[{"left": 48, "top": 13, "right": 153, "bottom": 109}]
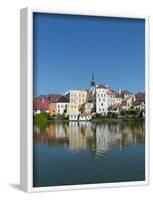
[{"left": 33, "top": 121, "right": 145, "bottom": 187}]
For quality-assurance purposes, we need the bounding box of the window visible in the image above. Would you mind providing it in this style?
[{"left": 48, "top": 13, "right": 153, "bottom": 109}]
[
  {"left": 103, "top": 99, "right": 105, "bottom": 102},
  {"left": 99, "top": 98, "right": 101, "bottom": 101},
  {"left": 71, "top": 105, "right": 73, "bottom": 108},
  {"left": 101, "top": 94, "right": 103, "bottom": 97},
  {"left": 99, "top": 108, "right": 101, "bottom": 112},
  {"left": 101, "top": 103, "right": 103, "bottom": 106},
  {"left": 103, "top": 109, "right": 104, "bottom": 111},
  {"left": 58, "top": 105, "right": 60, "bottom": 108}
]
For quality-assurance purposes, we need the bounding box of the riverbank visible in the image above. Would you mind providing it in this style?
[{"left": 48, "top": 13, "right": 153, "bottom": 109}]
[{"left": 33, "top": 112, "right": 144, "bottom": 127}]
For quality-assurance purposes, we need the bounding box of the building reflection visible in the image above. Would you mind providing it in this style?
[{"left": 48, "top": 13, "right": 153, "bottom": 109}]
[{"left": 33, "top": 121, "right": 145, "bottom": 158}]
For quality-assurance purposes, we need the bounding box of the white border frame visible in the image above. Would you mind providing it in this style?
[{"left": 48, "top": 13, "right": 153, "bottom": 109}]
[{"left": 20, "top": 7, "right": 150, "bottom": 192}]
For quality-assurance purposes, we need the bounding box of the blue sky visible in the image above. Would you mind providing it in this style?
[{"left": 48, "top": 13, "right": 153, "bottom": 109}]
[{"left": 33, "top": 13, "right": 145, "bottom": 96}]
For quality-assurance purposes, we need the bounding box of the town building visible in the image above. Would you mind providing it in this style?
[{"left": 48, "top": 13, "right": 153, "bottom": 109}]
[
  {"left": 56, "top": 96, "right": 69, "bottom": 115},
  {"left": 48, "top": 94, "right": 63, "bottom": 116},
  {"left": 121, "top": 90, "right": 132, "bottom": 100},
  {"left": 65, "top": 89, "right": 87, "bottom": 115},
  {"left": 33, "top": 95, "right": 49, "bottom": 115},
  {"left": 114, "top": 92, "right": 123, "bottom": 104},
  {"left": 81, "top": 102, "right": 94, "bottom": 114},
  {"left": 96, "top": 84, "right": 108, "bottom": 115},
  {"left": 120, "top": 95, "right": 136, "bottom": 110},
  {"left": 107, "top": 90, "right": 115, "bottom": 107},
  {"left": 33, "top": 74, "right": 145, "bottom": 119},
  {"left": 133, "top": 92, "right": 145, "bottom": 111},
  {"left": 48, "top": 94, "right": 69, "bottom": 116},
  {"left": 133, "top": 101, "right": 145, "bottom": 110}
]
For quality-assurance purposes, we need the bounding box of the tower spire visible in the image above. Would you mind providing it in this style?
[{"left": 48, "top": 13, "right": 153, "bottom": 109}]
[{"left": 91, "top": 72, "right": 96, "bottom": 87}]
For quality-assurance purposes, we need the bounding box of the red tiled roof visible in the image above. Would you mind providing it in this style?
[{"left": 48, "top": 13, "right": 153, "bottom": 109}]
[
  {"left": 106, "top": 90, "right": 114, "bottom": 95},
  {"left": 33, "top": 96, "right": 49, "bottom": 110},
  {"left": 33, "top": 93, "right": 68, "bottom": 109},
  {"left": 96, "top": 84, "right": 107, "bottom": 89}
]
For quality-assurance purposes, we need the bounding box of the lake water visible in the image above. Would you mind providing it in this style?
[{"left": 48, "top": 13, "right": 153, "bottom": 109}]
[{"left": 33, "top": 121, "right": 145, "bottom": 187}]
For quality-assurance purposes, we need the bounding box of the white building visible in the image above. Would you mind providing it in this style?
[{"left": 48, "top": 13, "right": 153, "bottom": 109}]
[
  {"left": 96, "top": 84, "right": 108, "bottom": 115},
  {"left": 69, "top": 114, "right": 79, "bottom": 121},
  {"left": 106, "top": 90, "right": 115, "bottom": 108},
  {"left": 69, "top": 114, "right": 92, "bottom": 121},
  {"left": 56, "top": 96, "right": 69, "bottom": 115},
  {"left": 79, "top": 114, "right": 92, "bottom": 121}
]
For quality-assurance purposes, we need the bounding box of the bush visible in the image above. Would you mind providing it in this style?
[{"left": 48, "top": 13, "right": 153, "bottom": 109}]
[{"left": 33, "top": 112, "right": 49, "bottom": 124}]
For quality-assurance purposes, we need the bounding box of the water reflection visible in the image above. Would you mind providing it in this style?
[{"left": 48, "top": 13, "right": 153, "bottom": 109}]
[{"left": 33, "top": 121, "right": 145, "bottom": 158}]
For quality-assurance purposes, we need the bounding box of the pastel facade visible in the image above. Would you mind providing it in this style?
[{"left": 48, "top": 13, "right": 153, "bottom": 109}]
[
  {"left": 48, "top": 95, "right": 69, "bottom": 116},
  {"left": 65, "top": 90, "right": 87, "bottom": 115},
  {"left": 48, "top": 102, "right": 57, "bottom": 116},
  {"left": 67, "top": 103, "right": 79, "bottom": 116},
  {"left": 82, "top": 102, "right": 94, "bottom": 114},
  {"left": 114, "top": 95, "right": 122, "bottom": 105},
  {"left": 33, "top": 74, "right": 145, "bottom": 118}
]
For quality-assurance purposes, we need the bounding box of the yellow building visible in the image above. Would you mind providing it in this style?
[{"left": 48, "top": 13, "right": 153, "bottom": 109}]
[
  {"left": 65, "top": 90, "right": 87, "bottom": 115},
  {"left": 48, "top": 102, "right": 57, "bottom": 116},
  {"left": 82, "top": 102, "right": 94, "bottom": 114},
  {"left": 66, "top": 103, "right": 78, "bottom": 115}
]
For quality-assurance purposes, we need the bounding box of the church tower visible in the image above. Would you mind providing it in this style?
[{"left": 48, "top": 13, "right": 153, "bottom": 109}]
[
  {"left": 91, "top": 72, "right": 96, "bottom": 87},
  {"left": 90, "top": 73, "right": 96, "bottom": 111}
]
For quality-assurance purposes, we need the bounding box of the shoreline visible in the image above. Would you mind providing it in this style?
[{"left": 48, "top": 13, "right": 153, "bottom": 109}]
[{"left": 46, "top": 117, "right": 144, "bottom": 123}]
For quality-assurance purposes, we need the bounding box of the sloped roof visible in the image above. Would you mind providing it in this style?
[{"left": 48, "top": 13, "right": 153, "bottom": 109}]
[
  {"left": 48, "top": 94, "right": 63, "bottom": 103},
  {"left": 57, "top": 96, "right": 69, "bottom": 103},
  {"left": 106, "top": 90, "right": 114, "bottom": 95},
  {"left": 96, "top": 84, "right": 107, "bottom": 89},
  {"left": 33, "top": 96, "right": 49, "bottom": 110}
]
